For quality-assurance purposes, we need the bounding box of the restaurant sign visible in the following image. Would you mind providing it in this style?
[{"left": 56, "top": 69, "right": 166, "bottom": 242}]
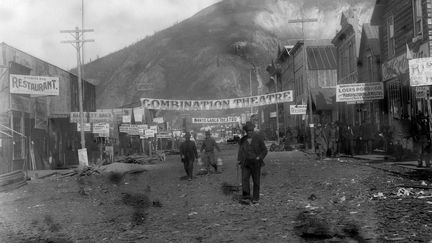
[{"left": 10, "top": 74, "right": 59, "bottom": 96}]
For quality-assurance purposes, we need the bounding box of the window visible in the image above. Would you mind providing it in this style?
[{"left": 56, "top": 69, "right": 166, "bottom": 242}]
[
  {"left": 367, "top": 53, "right": 374, "bottom": 82},
  {"left": 412, "top": 0, "right": 423, "bottom": 37},
  {"left": 388, "top": 80, "right": 401, "bottom": 119},
  {"left": 349, "top": 41, "right": 355, "bottom": 73},
  {"left": 342, "top": 48, "right": 349, "bottom": 78},
  {"left": 387, "top": 15, "right": 395, "bottom": 57}
]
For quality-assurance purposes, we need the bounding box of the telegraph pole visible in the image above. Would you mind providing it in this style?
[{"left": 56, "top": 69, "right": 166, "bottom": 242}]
[
  {"left": 274, "top": 75, "right": 280, "bottom": 145},
  {"left": 288, "top": 15, "right": 317, "bottom": 153},
  {"left": 60, "top": 27, "right": 94, "bottom": 150}
]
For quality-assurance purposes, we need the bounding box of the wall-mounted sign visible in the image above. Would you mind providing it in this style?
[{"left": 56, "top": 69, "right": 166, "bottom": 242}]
[
  {"left": 192, "top": 116, "right": 240, "bottom": 124},
  {"left": 157, "top": 132, "right": 172, "bottom": 139},
  {"left": 10, "top": 74, "right": 59, "bottom": 96},
  {"left": 290, "top": 105, "right": 307, "bottom": 115},
  {"left": 336, "top": 82, "right": 384, "bottom": 102},
  {"left": 269, "top": 112, "right": 277, "bottom": 118}
]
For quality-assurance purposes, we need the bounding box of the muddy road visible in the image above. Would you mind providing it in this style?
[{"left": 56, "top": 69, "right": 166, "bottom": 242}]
[{"left": 1, "top": 144, "right": 431, "bottom": 242}]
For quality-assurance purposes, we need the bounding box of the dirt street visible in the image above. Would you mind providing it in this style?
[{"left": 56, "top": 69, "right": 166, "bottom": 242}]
[{"left": 1, "top": 144, "right": 432, "bottom": 242}]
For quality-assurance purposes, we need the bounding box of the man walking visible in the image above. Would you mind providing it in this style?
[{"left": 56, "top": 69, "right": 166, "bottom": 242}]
[
  {"left": 237, "top": 121, "right": 268, "bottom": 204},
  {"left": 179, "top": 132, "right": 199, "bottom": 181},
  {"left": 200, "top": 130, "right": 221, "bottom": 173}
]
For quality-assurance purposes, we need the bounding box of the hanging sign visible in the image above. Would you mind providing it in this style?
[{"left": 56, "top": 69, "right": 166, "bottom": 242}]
[
  {"left": 145, "top": 129, "right": 155, "bottom": 138},
  {"left": 92, "top": 123, "right": 109, "bottom": 134},
  {"left": 409, "top": 57, "right": 432, "bottom": 86},
  {"left": 77, "top": 123, "right": 91, "bottom": 132},
  {"left": 416, "top": 86, "right": 429, "bottom": 99},
  {"left": 141, "top": 91, "right": 293, "bottom": 111},
  {"left": 70, "top": 112, "right": 89, "bottom": 123},
  {"left": 10, "top": 74, "right": 59, "bottom": 96},
  {"left": 290, "top": 105, "right": 307, "bottom": 115},
  {"left": 336, "top": 82, "right": 384, "bottom": 102},
  {"left": 153, "top": 117, "right": 164, "bottom": 124},
  {"left": 89, "top": 112, "right": 113, "bottom": 123},
  {"left": 78, "top": 148, "right": 89, "bottom": 166},
  {"left": 192, "top": 116, "right": 240, "bottom": 124}
]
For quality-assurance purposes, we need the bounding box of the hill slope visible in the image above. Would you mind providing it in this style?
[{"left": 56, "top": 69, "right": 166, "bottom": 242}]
[{"left": 81, "top": 0, "right": 374, "bottom": 110}]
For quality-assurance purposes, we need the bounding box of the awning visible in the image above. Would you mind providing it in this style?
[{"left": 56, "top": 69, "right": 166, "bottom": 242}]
[{"left": 310, "top": 88, "right": 336, "bottom": 111}]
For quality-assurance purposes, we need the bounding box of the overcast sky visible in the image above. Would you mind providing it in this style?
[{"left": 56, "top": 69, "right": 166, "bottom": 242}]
[{"left": 0, "top": 0, "right": 220, "bottom": 70}]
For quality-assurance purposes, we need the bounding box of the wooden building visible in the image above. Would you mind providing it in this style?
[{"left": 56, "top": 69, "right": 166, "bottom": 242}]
[
  {"left": 332, "top": 9, "right": 363, "bottom": 126},
  {"left": 265, "top": 40, "right": 337, "bottom": 144},
  {"left": 371, "top": 0, "right": 432, "bottom": 125},
  {"left": 357, "top": 23, "right": 385, "bottom": 130},
  {"left": 0, "top": 43, "right": 96, "bottom": 174}
]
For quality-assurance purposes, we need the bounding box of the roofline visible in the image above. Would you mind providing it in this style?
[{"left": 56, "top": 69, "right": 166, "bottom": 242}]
[{"left": 0, "top": 42, "right": 94, "bottom": 86}]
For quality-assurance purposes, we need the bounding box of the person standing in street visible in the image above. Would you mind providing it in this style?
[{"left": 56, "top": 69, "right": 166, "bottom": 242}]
[
  {"left": 237, "top": 121, "right": 268, "bottom": 204},
  {"left": 179, "top": 132, "right": 199, "bottom": 181},
  {"left": 315, "top": 123, "right": 327, "bottom": 160},
  {"left": 200, "top": 130, "right": 221, "bottom": 173},
  {"left": 327, "top": 122, "right": 339, "bottom": 157}
]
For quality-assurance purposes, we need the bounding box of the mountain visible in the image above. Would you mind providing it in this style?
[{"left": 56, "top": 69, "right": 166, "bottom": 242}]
[{"left": 81, "top": 0, "right": 375, "bottom": 110}]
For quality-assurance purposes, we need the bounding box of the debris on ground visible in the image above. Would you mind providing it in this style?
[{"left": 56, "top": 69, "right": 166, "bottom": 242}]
[
  {"left": 75, "top": 166, "right": 100, "bottom": 177},
  {"left": 0, "top": 170, "right": 27, "bottom": 192},
  {"left": 97, "top": 162, "right": 149, "bottom": 174},
  {"left": 221, "top": 182, "right": 240, "bottom": 195}
]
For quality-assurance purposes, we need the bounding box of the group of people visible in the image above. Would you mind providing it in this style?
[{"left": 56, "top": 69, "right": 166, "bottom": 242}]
[
  {"left": 314, "top": 121, "right": 340, "bottom": 160},
  {"left": 314, "top": 121, "right": 383, "bottom": 159},
  {"left": 179, "top": 130, "right": 221, "bottom": 181},
  {"left": 179, "top": 121, "right": 268, "bottom": 205}
]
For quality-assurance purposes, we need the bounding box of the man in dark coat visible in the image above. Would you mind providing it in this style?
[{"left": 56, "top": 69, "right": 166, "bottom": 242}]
[
  {"left": 200, "top": 130, "right": 221, "bottom": 173},
  {"left": 237, "top": 121, "right": 268, "bottom": 204},
  {"left": 179, "top": 132, "right": 199, "bottom": 181}
]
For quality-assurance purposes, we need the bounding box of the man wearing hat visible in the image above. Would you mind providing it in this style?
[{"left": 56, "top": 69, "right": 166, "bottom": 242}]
[
  {"left": 200, "top": 130, "right": 221, "bottom": 173},
  {"left": 179, "top": 132, "right": 199, "bottom": 181},
  {"left": 237, "top": 121, "right": 268, "bottom": 204}
]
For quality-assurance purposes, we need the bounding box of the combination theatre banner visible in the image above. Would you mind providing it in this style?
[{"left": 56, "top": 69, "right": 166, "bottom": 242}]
[
  {"left": 336, "top": 83, "right": 384, "bottom": 102},
  {"left": 192, "top": 116, "right": 240, "bottom": 124},
  {"left": 10, "top": 74, "right": 59, "bottom": 96},
  {"left": 140, "top": 91, "right": 293, "bottom": 111}
]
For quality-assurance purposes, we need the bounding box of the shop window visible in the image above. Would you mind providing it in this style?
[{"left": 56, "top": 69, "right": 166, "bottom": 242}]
[
  {"left": 388, "top": 80, "right": 401, "bottom": 119},
  {"left": 412, "top": 0, "right": 423, "bottom": 38},
  {"left": 387, "top": 15, "right": 395, "bottom": 57}
]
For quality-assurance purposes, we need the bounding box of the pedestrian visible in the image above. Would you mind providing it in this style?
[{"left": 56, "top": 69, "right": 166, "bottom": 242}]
[
  {"left": 413, "top": 112, "right": 431, "bottom": 167},
  {"left": 237, "top": 121, "right": 268, "bottom": 204},
  {"left": 328, "top": 122, "right": 339, "bottom": 157},
  {"left": 200, "top": 130, "right": 221, "bottom": 173},
  {"left": 179, "top": 132, "right": 199, "bottom": 181},
  {"left": 315, "top": 123, "right": 327, "bottom": 160},
  {"left": 346, "top": 123, "right": 355, "bottom": 156}
]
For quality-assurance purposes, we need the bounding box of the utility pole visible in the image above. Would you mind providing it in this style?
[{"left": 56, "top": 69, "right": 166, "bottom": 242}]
[
  {"left": 288, "top": 14, "right": 317, "bottom": 153},
  {"left": 61, "top": 27, "right": 94, "bottom": 150},
  {"left": 273, "top": 75, "right": 280, "bottom": 145}
]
